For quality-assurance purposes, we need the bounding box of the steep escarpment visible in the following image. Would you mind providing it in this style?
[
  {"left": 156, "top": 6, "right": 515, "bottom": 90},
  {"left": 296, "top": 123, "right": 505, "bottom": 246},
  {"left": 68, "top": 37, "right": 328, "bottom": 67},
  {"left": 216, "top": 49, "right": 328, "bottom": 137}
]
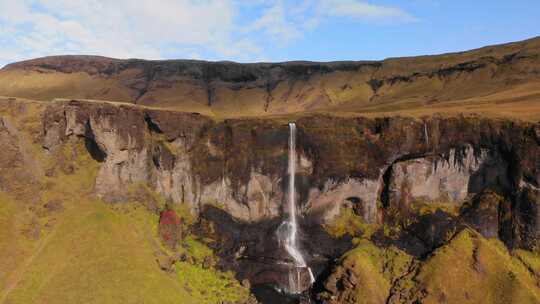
[
  {"left": 27, "top": 97, "right": 538, "bottom": 299},
  {"left": 1, "top": 37, "right": 540, "bottom": 120},
  {"left": 39, "top": 99, "right": 538, "bottom": 222},
  {"left": 0, "top": 93, "right": 539, "bottom": 303}
]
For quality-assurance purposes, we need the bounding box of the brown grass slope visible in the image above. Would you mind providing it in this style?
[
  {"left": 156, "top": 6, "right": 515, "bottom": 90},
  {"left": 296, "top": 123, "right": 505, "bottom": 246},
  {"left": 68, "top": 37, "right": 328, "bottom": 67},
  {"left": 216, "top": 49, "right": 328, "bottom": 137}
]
[{"left": 0, "top": 36, "right": 539, "bottom": 120}]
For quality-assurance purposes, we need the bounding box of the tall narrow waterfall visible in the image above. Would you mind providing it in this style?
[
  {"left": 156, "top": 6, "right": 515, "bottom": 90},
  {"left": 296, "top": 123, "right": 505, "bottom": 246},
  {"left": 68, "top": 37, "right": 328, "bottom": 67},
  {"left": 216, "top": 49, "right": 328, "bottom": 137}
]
[{"left": 277, "top": 122, "right": 315, "bottom": 294}]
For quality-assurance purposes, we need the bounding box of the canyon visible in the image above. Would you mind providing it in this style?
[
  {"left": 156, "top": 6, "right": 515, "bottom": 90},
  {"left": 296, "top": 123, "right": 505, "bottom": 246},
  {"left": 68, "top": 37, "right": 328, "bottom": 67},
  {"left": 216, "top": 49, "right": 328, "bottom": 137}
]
[{"left": 0, "top": 37, "right": 539, "bottom": 304}]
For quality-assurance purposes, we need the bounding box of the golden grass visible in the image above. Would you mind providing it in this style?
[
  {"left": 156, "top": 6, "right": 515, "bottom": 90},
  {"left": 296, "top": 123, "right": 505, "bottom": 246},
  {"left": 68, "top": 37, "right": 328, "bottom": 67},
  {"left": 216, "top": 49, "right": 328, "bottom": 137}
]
[
  {"left": 411, "top": 229, "right": 540, "bottom": 304},
  {"left": 2, "top": 52, "right": 540, "bottom": 122}
]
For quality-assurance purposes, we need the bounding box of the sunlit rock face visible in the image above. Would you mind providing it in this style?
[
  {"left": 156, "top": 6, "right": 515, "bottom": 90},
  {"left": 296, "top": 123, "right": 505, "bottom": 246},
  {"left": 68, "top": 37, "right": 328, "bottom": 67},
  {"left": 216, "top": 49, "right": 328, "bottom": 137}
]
[
  {"left": 196, "top": 172, "right": 283, "bottom": 222},
  {"left": 385, "top": 145, "right": 510, "bottom": 209},
  {"left": 43, "top": 100, "right": 288, "bottom": 222}
]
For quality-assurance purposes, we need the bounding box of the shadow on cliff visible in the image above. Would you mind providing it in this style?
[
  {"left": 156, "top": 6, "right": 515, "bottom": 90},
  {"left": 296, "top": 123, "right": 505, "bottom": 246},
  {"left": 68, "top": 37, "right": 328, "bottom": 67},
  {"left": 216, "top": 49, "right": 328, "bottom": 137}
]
[
  {"left": 84, "top": 121, "right": 107, "bottom": 162},
  {"left": 195, "top": 205, "right": 353, "bottom": 303}
]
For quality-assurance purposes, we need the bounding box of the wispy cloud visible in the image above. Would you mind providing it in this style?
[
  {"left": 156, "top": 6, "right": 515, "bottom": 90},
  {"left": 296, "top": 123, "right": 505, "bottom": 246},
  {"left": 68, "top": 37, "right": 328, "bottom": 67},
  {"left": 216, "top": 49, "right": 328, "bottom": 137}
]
[
  {"left": 0, "top": 0, "right": 416, "bottom": 66},
  {"left": 320, "top": 0, "right": 417, "bottom": 22},
  {"left": 244, "top": 0, "right": 417, "bottom": 46},
  {"left": 247, "top": 1, "right": 302, "bottom": 44}
]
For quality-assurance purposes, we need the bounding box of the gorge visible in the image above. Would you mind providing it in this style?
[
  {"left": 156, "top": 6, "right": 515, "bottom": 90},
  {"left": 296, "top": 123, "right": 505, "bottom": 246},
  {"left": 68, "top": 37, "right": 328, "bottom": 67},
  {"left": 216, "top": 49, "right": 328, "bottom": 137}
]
[{"left": 0, "top": 37, "right": 539, "bottom": 304}]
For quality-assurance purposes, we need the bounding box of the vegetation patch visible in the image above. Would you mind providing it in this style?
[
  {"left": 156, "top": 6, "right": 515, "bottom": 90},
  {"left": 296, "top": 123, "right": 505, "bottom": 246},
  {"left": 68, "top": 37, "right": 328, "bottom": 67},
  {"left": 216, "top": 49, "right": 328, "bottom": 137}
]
[
  {"left": 324, "top": 208, "right": 376, "bottom": 238},
  {"left": 176, "top": 261, "right": 250, "bottom": 304},
  {"left": 320, "top": 238, "right": 413, "bottom": 304},
  {"left": 158, "top": 208, "right": 183, "bottom": 249},
  {"left": 390, "top": 229, "right": 540, "bottom": 304},
  {"left": 514, "top": 249, "right": 540, "bottom": 279}
]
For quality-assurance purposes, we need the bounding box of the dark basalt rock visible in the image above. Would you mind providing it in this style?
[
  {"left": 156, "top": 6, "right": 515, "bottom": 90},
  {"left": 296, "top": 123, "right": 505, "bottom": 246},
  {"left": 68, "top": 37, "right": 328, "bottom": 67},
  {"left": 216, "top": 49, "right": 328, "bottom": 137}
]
[
  {"left": 514, "top": 187, "right": 540, "bottom": 251},
  {"left": 370, "top": 208, "right": 460, "bottom": 258},
  {"left": 3, "top": 55, "right": 378, "bottom": 82},
  {"left": 461, "top": 190, "right": 505, "bottom": 239},
  {"left": 196, "top": 205, "right": 352, "bottom": 294}
]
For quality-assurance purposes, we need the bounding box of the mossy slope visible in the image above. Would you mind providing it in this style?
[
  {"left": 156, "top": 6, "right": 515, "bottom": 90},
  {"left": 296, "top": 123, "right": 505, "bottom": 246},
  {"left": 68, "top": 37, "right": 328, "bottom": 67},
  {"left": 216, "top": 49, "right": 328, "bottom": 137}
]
[
  {"left": 2, "top": 200, "right": 198, "bottom": 304},
  {"left": 398, "top": 229, "right": 540, "bottom": 304},
  {"left": 0, "top": 108, "right": 250, "bottom": 304},
  {"left": 320, "top": 239, "right": 412, "bottom": 304}
]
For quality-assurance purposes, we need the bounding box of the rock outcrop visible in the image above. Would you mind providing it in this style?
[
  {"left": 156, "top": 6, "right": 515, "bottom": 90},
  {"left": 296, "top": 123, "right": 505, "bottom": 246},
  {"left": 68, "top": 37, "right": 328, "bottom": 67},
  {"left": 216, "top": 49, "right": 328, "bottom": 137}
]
[{"left": 385, "top": 145, "right": 510, "bottom": 209}]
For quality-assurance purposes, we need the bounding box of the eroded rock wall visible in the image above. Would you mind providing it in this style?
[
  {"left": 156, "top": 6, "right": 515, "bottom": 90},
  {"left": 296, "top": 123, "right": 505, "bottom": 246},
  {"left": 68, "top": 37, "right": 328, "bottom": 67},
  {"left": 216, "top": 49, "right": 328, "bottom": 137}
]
[
  {"left": 385, "top": 145, "right": 510, "bottom": 209},
  {"left": 40, "top": 100, "right": 539, "bottom": 251}
]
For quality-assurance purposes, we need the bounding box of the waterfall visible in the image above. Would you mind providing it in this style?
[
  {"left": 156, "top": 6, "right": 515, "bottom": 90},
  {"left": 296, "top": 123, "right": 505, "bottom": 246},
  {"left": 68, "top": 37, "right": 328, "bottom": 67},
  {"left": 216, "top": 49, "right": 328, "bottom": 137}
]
[
  {"left": 424, "top": 122, "right": 429, "bottom": 146},
  {"left": 276, "top": 122, "right": 315, "bottom": 294}
]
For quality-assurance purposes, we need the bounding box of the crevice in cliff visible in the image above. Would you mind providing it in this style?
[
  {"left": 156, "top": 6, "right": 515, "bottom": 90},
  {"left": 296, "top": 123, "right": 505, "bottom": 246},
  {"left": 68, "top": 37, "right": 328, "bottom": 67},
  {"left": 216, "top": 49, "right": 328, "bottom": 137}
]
[
  {"left": 201, "top": 65, "right": 216, "bottom": 107},
  {"left": 495, "top": 144, "right": 524, "bottom": 249},
  {"left": 152, "top": 144, "right": 175, "bottom": 171},
  {"left": 367, "top": 79, "right": 384, "bottom": 94},
  {"left": 380, "top": 165, "right": 393, "bottom": 210},
  {"left": 83, "top": 121, "right": 106, "bottom": 162},
  {"left": 144, "top": 113, "right": 163, "bottom": 134}
]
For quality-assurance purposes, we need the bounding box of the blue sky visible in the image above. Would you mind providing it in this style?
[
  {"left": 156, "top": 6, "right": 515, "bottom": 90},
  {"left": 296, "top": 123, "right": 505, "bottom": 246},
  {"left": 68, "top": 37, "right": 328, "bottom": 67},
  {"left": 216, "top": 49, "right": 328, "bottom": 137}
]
[{"left": 0, "top": 0, "right": 539, "bottom": 67}]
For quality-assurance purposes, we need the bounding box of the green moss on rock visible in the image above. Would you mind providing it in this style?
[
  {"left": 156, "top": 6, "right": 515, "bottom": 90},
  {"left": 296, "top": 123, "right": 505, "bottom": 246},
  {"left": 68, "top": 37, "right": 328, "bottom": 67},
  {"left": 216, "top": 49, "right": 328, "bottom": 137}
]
[
  {"left": 389, "top": 229, "right": 540, "bottom": 304},
  {"left": 320, "top": 239, "right": 413, "bottom": 304}
]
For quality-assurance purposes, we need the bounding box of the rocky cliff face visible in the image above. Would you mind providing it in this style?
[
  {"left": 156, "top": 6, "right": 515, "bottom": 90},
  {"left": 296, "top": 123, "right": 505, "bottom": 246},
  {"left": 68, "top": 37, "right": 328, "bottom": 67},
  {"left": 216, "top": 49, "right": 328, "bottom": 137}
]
[
  {"left": 31, "top": 98, "right": 539, "bottom": 298},
  {"left": 41, "top": 100, "right": 538, "bottom": 225}
]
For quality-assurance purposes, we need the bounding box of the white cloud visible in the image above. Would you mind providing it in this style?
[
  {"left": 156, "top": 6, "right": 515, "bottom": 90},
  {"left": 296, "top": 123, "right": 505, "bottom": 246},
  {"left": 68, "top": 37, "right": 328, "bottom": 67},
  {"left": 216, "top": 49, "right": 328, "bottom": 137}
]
[
  {"left": 0, "top": 0, "right": 416, "bottom": 66},
  {"left": 0, "top": 0, "right": 246, "bottom": 63},
  {"left": 248, "top": 1, "right": 302, "bottom": 44},
  {"left": 320, "top": 0, "right": 417, "bottom": 22},
  {"left": 244, "top": 0, "right": 416, "bottom": 46}
]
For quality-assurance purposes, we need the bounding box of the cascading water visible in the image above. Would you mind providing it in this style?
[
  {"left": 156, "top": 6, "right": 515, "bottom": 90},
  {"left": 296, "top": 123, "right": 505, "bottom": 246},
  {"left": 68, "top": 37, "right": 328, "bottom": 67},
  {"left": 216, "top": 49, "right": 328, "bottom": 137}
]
[{"left": 276, "top": 122, "right": 315, "bottom": 294}]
